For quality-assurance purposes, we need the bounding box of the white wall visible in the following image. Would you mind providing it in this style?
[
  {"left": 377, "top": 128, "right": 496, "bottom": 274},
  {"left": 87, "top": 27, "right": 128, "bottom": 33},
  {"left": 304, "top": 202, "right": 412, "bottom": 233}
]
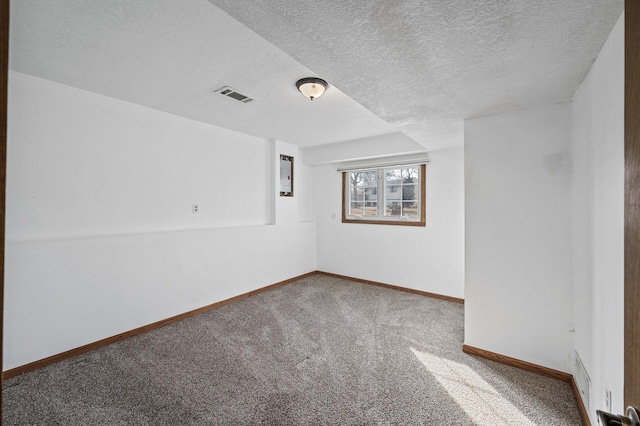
[
  {"left": 464, "top": 104, "right": 573, "bottom": 372},
  {"left": 7, "top": 73, "right": 272, "bottom": 239},
  {"left": 303, "top": 132, "right": 426, "bottom": 166},
  {"left": 312, "top": 147, "right": 465, "bottom": 299},
  {"left": 571, "top": 13, "right": 624, "bottom": 420},
  {"left": 4, "top": 72, "right": 316, "bottom": 370}
]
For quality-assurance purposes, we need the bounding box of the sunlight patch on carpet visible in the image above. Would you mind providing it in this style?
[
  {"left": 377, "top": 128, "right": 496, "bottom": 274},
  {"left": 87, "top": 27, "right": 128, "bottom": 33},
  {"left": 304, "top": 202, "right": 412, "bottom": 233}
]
[{"left": 411, "top": 347, "right": 535, "bottom": 426}]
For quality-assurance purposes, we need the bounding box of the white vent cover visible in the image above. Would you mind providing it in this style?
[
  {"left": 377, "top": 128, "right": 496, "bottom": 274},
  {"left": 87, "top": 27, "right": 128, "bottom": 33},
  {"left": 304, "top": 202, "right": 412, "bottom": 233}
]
[
  {"left": 214, "top": 86, "right": 254, "bottom": 103},
  {"left": 575, "top": 351, "right": 591, "bottom": 413}
]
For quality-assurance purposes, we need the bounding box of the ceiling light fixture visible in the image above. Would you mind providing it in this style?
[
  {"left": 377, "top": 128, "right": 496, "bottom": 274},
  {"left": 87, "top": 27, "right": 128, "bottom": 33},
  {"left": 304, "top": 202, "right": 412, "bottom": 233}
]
[{"left": 296, "top": 77, "right": 328, "bottom": 101}]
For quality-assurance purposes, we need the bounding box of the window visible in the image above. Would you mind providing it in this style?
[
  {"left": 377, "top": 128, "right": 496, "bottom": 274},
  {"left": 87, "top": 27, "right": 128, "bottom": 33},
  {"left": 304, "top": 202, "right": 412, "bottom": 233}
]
[{"left": 342, "top": 164, "right": 425, "bottom": 226}]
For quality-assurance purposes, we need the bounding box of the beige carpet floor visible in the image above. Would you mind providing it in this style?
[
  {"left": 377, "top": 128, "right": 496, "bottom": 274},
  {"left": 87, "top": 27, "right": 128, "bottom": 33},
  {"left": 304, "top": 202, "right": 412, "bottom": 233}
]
[{"left": 3, "top": 274, "right": 583, "bottom": 425}]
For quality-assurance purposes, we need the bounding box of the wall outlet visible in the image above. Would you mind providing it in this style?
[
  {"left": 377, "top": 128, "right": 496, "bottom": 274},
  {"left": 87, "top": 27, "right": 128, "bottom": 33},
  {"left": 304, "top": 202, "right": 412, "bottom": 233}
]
[
  {"left": 192, "top": 204, "right": 199, "bottom": 214},
  {"left": 605, "top": 386, "right": 612, "bottom": 413}
]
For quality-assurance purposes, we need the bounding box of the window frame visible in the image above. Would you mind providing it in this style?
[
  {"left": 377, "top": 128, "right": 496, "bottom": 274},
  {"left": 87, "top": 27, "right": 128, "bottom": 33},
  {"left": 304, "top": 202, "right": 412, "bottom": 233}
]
[{"left": 342, "top": 164, "right": 426, "bottom": 227}]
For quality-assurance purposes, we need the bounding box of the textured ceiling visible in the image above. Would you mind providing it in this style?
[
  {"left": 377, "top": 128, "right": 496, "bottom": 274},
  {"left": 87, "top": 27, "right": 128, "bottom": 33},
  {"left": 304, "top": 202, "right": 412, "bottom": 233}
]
[
  {"left": 10, "top": 0, "right": 624, "bottom": 152},
  {"left": 209, "top": 0, "right": 623, "bottom": 150}
]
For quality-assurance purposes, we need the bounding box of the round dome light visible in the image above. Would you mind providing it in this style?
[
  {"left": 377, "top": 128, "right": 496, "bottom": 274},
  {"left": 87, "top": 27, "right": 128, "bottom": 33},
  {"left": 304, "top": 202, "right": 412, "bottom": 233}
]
[{"left": 296, "top": 77, "right": 328, "bottom": 101}]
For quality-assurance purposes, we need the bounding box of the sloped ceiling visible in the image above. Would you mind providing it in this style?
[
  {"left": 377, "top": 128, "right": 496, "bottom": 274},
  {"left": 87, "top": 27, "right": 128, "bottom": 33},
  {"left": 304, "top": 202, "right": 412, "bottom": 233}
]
[
  {"left": 9, "top": 0, "right": 624, "bottom": 151},
  {"left": 9, "top": 0, "right": 399, "bottom": 148}
]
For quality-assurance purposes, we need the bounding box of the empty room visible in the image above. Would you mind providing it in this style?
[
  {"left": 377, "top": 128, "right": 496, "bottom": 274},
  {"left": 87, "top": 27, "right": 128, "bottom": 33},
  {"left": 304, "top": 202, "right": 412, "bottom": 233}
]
[{"left": 1, "top": 0, "right": 639, "bottom": 425}]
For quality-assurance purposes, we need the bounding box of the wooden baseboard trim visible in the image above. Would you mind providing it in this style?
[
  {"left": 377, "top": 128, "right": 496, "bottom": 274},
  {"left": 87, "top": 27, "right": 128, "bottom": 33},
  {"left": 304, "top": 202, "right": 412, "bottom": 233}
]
[
  {"left": 2, "top": 271, "right": 318, "bottom": 380},
  {"left": 462, "top": 344, "right": 571, "bottom": 382},
  {"left": 571, "top": 375, "right": 592, "bottom": 426},
  {"left": 463, "top": 345, "right": 591, "bottom": 425},
  {"left": 4, "top": 271, "right": 460, "bottom": 379},
  {"left": 462, "top": 345, "right": 591, "bottom": 426},
  {"left": 316, "top": 271, "right": 464, "bottom": 304}
]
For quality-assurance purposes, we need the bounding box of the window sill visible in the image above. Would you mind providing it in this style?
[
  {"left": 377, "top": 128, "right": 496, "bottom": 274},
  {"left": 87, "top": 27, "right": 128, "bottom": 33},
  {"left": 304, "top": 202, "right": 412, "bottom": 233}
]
[{"left": 342, "top": 217, "right": 426, "bottom": 227}]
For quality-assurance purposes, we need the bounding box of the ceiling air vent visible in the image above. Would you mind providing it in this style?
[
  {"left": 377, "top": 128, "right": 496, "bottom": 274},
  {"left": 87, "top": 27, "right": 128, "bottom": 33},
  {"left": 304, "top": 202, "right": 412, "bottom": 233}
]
[{"left": 214, "top": 86, "right": 254, "bottom": 104}]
